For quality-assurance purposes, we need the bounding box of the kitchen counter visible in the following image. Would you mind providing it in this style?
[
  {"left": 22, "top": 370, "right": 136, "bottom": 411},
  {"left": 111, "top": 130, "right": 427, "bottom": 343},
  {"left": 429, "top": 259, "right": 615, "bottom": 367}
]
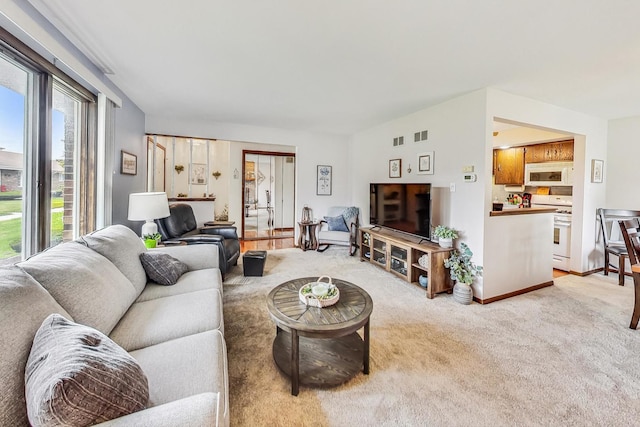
[
  {"left": 489, "top": 207, "right": 557, "bottom": 217},
  {"left": 483, "top": 207, "right": 554, "bottom": 303}
]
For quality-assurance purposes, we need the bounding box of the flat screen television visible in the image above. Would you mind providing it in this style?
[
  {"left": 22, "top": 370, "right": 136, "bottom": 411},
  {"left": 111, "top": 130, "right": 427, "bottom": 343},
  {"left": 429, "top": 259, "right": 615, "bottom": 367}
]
[{"left": 370, "top": 183, "right": 431, "bottom": 240}]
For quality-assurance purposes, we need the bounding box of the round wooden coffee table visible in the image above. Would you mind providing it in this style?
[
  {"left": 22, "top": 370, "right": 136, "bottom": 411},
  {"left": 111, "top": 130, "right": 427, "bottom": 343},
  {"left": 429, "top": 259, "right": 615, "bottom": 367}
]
[{"left": 266, "top": 277, "right": 373, "bottom": 396}]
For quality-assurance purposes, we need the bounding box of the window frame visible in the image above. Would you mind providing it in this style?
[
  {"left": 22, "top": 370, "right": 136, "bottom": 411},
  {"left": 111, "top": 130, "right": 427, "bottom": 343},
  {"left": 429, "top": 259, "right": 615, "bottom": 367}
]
[{"left": 0, "top": 28, "right": 98, "bottom": 261}]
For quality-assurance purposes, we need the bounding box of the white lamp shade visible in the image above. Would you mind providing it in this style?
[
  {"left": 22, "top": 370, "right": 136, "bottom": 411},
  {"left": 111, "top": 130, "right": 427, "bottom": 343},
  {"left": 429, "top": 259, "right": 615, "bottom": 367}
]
[{"left": 127, "top": 192, "right": 170, "bottom": 222}]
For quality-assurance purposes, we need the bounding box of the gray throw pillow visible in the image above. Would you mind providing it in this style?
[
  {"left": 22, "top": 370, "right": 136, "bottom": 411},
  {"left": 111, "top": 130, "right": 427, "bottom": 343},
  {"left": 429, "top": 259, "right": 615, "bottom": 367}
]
[
  {"left": 140, "top": 252, "right": 189, "bottom": 286},
  {"left": 25, "top": 314, "right": 149, "bottom": 427},
  {"left": 342, "top": 206, "right": 359, "bottom": 226},
  {"left": 324, "top": 215, "right": 349, "bottom": 232}
]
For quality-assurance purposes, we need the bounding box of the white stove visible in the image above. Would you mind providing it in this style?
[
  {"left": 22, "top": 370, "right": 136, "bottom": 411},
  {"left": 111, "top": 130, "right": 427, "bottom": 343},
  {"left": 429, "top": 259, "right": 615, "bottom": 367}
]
[{"left": 531, "top": 195, "right": 572, "bottom": 271}]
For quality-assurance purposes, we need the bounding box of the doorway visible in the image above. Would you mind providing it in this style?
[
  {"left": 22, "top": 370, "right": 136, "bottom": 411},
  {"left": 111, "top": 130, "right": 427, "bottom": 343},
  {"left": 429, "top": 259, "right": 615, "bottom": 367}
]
[{"left": 242, "top": 150, "right": 295, "bottom": 240}]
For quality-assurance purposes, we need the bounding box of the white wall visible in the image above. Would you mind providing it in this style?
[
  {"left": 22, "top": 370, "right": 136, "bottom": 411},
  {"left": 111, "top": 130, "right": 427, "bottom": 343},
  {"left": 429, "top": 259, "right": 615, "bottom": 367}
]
[
  {"left": 607, "top": 116, "right": 640, "bottom": 209},
  {"left": 486, "top": 88, "right": 609, "bottom": 275},
  {"left": 145, "top": 116, "right": 350, "bottom": 238},
  {"left": 350, "top": 90, "right": 488, "bottom": 294}
]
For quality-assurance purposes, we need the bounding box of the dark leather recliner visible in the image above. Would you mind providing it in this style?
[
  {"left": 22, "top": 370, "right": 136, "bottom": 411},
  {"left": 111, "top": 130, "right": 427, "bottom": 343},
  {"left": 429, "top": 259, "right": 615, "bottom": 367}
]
[{"left": 156, "top": 203, "right": 240, "bottom": 278}]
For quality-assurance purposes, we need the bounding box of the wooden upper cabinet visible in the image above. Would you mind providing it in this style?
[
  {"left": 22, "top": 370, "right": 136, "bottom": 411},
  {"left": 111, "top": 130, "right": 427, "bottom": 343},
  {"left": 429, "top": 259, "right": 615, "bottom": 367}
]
[
  {"left": 494, "top": 147, "right": 525, "bottom": 185},
  {"left": 524, "top": 140, "right": 574, "bottom": 163}
]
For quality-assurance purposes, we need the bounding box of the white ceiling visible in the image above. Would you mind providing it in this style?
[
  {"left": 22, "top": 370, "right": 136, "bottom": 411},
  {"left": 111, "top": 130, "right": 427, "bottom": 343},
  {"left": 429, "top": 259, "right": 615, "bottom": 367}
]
[{"left": 27, "top": 0, "right": 640, "bottom": 135}]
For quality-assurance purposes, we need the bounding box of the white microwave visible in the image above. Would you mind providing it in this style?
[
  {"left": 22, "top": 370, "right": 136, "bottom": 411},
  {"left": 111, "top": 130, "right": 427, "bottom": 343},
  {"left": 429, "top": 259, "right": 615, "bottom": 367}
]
[{"left": 525, "top": 162, "right": 574, "bottom": 186}]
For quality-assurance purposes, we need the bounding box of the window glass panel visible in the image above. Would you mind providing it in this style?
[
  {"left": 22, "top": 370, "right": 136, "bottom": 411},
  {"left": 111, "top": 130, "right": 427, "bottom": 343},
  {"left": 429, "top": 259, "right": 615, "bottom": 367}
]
[
  {"left": 0, "top": 54, "right": 29, "bottom": 264},
  {"left": 51, "top": 85, "right": 80, "bottom": 245}
]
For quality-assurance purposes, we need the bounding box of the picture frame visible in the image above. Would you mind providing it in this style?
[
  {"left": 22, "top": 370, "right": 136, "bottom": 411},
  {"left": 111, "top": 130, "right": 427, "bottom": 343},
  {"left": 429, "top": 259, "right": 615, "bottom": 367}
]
[
  {"left": 389, "top": 159, "right": 402, "bottom": 178},
  {"left": 591, "top": 159, "right": 604, "bottom": 183},
  {"left": 191, "top": 163, "right": 207, "bottom": 185},
  {"left": 417, "top": 151, "right": 434, "bottom": 175},
  {"left": 120, "top": 150, "right": 137, "bottom": 175},
  {"left": 317, "top": 165, "right": 332, "bottom": 195}
]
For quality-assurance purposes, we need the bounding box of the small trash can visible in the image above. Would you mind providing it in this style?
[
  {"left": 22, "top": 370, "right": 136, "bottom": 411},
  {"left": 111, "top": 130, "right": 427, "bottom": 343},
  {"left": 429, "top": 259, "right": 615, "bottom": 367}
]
[{"left": 243, "top": 251, "right": 267, "bottom": 277}]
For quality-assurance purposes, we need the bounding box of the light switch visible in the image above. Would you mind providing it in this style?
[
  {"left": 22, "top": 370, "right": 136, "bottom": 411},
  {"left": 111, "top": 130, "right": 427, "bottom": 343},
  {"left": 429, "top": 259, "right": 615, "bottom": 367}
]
[{"left": 449, "top": 183, "right": 456, "bottom": 192}]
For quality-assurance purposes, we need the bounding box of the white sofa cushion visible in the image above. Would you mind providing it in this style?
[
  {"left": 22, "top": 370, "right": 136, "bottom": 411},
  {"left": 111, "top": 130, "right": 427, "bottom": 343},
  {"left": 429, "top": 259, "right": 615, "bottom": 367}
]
[
  {"left": 129, "top": 331, "right": 228, "bottom": 426},
  {"left": 0, "top": 266, "right": 72, "bottom": 427},
  {"left": 151, "top": 244, "right": 220, "bottom": 271},
  {"left": 80, "top": 224, "right": 148, "bottom": 295},
  {"left": 25, "top": 314, "right": 149, "bottom": 427},
  {"left": 137, "top": 269, "right": 223, "bottom": 302},
  {"left": 110, "top": 289, "right": 223, "bottom": 351},
  {"left": 19, "top": 242, "right": 138, "bottom": 335},
  {"left": 95, "top": 393, "right": 223, "bottom": 427}
]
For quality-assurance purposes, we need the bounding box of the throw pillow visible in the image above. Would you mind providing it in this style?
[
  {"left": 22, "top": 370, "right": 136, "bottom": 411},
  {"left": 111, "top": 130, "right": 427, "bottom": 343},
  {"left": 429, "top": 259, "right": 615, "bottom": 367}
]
[
  {"left": 342, "top": 206, "right": 359, "bottom": 226},
  {"left": 25, "top": 314, "right": 149, "bottom": 427},
  {"left": 324, "top": 215, "right": 349, "bottom": 232},
  {"left": 140, "top": 252, "right": 189, "bottom": 286}
]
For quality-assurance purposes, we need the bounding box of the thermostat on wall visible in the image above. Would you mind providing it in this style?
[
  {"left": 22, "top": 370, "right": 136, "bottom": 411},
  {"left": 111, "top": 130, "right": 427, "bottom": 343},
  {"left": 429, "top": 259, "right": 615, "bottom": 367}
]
[{"left": 463, "top": 173, "right": 477, "bottom": 182}]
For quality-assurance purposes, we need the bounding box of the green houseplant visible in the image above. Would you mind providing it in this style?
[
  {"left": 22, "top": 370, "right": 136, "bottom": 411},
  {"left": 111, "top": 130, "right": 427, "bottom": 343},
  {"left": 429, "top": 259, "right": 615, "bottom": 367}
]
[
  {"left": 444, "top": 242, "right": 483, "bottom": 304},
  {"left": 432, "top": 225, "right": 458, "bottom": 248},
  {"left": 143, "top": 232, "right": 162, "bottom": 249}
]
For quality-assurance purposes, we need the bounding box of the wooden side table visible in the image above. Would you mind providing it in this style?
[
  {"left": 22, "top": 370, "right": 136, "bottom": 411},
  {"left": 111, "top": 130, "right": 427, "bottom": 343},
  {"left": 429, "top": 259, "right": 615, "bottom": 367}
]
[
  {"left": 204, "top": 220, "right": 236, "bottom": 226},
  {"left": 297, "top": 222, "right": 319, "bottom": 251}
]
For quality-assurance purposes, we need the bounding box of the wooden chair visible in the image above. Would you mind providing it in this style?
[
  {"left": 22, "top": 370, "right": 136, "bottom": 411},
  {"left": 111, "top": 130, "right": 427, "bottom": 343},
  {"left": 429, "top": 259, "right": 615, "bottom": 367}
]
[
  {"left": 597, "top": 209, "right": 640, "bottom": 285},
  {"left": 618, "top": 219, "right": 640, "bottom": 329}
]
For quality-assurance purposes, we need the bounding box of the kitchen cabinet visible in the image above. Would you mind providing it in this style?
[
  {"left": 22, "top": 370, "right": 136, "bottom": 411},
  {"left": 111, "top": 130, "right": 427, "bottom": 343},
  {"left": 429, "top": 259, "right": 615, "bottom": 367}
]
[
  {"left": 493, "top": 147, "right": 525, "bottom": 185},
  {"left": 524, "top": 140, "right": 574, "bottom": 163},
  {"left": 360, "top": 227, "right": 452, "bottom": 299}
]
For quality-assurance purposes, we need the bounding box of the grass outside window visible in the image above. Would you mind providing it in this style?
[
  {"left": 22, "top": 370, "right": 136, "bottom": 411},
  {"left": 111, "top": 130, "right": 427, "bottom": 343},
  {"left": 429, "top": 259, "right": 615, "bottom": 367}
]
[{"left": 0, "top": 197, "right": 64, "bottom": 259}]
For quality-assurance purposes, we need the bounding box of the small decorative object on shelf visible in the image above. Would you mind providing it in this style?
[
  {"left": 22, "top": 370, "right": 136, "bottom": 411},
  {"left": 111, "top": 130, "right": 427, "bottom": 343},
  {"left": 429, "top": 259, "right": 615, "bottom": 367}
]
[
  {"left": 444, "top": 242, "right": 482, "bottom": 305},
  {"left": 174, "top": 165, "right": 184, "bottom": 174},
  {"left": 418, "top": 254, "right": 429, "bottom": 267},
  {"left": 299, "top": 276, "right": 339, "bottom": 308},
  {"left": 432, "top": 225, "right": 458, "bottom": 248},
  {"left": 177, "top": 193, "right": 188, "bottom": 197},
  {"left": 418, "top": 275, "right": 428, "bottom": 288},
  {"left": 363, "top": 232, "right": 370, "bottom": 246},
  {"left": 212, "top": 171, "right": 221, "bottom": 180}
]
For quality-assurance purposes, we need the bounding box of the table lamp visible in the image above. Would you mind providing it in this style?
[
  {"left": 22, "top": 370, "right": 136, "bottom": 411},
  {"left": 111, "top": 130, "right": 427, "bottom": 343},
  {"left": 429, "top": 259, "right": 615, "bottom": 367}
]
[{"left": 127, "top": 192, "right": 170, "bottom": 237}]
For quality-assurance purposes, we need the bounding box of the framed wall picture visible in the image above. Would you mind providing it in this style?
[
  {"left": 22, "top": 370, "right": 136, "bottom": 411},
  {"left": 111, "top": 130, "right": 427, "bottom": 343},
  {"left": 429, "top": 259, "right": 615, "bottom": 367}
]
[
  {"left": 121, "top": 150, "right": 137, "bottom": 175},
  {"left": 417, "top": 151, "right": 434, "bottom": 175},
  {"left": 591, "top": 159, "right": 604, "bottom": 183},
  {"left": 389, "top": 159, "right": 401, "bottom": 178},
  {"left": 191, "top": 163, "right": 207, "bottom": 185},
  {"left": 317, "top": 165, "right": 332, "bottom": 195}
]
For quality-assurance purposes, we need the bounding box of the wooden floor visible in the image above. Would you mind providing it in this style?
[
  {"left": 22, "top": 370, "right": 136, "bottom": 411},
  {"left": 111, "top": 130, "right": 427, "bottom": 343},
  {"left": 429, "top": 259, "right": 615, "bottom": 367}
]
[
  {"left": 240, "top": 238, "right": 295, "bottom": 252},
  {"left": 553, "top": 269, "right": 569, "bottom": 278}
]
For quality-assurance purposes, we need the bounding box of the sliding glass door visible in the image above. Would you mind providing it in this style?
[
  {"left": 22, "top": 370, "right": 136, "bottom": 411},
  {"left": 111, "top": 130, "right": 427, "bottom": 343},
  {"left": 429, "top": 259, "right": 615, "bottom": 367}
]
[{"left": 242, "top": 151, "right": 295, "bottom": 240}]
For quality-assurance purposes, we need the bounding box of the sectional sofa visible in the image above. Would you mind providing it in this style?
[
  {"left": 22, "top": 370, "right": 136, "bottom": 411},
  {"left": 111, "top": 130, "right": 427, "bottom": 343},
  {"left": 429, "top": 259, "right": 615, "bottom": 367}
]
[{"left": 0, "top": 224, "right": 229, "bottom": 426}]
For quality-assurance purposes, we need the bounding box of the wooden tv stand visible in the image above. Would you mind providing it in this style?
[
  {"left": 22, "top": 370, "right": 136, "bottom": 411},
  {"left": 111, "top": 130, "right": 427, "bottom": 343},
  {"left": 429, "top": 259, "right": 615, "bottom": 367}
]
[{"left": 359, "top": 227, "right": 452, "bottom": 299}]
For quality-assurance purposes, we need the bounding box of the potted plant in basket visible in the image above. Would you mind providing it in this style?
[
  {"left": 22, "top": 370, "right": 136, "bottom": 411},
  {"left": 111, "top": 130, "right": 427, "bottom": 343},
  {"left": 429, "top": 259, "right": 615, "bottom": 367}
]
[
  {"left": 432, "top": 225, "right": 458, "bottom": 248},
  {"left": 143, "top": 233, "right": 162, "bottom": 249},
  {"left": 444, "top": 242, "right": 482, "bottom": 305}
]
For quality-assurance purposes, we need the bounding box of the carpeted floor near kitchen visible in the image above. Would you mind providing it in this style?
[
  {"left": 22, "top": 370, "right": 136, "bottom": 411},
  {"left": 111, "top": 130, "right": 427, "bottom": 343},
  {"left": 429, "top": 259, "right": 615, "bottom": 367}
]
[{"left": 223, "top": 248, "right": 640, "bottom": 426}]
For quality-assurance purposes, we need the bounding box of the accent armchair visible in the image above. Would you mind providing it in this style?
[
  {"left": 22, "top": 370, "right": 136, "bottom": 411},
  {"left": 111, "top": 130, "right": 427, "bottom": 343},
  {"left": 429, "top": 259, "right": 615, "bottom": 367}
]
[
  {"left": 316, "top": 206, "right": 360, "bottom": 256},
  {"left": 156, "top": 203, "right": 240, "bottom": 278}
]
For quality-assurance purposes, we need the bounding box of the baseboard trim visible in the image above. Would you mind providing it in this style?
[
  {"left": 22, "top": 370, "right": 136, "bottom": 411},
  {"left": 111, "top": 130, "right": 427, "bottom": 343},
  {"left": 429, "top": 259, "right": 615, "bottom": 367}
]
[
  {"left": 569, "top": 268, "right": 603, "bottom": 276},
  {"left": 474, "top": 281, "right": 554, "bottom": 304}
]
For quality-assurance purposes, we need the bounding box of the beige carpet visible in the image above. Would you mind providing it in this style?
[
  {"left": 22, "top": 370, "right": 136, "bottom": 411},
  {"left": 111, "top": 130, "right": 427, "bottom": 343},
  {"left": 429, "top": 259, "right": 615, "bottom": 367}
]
[{"left": 223, "top": 248, "right": 640, "bottom": 426}]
